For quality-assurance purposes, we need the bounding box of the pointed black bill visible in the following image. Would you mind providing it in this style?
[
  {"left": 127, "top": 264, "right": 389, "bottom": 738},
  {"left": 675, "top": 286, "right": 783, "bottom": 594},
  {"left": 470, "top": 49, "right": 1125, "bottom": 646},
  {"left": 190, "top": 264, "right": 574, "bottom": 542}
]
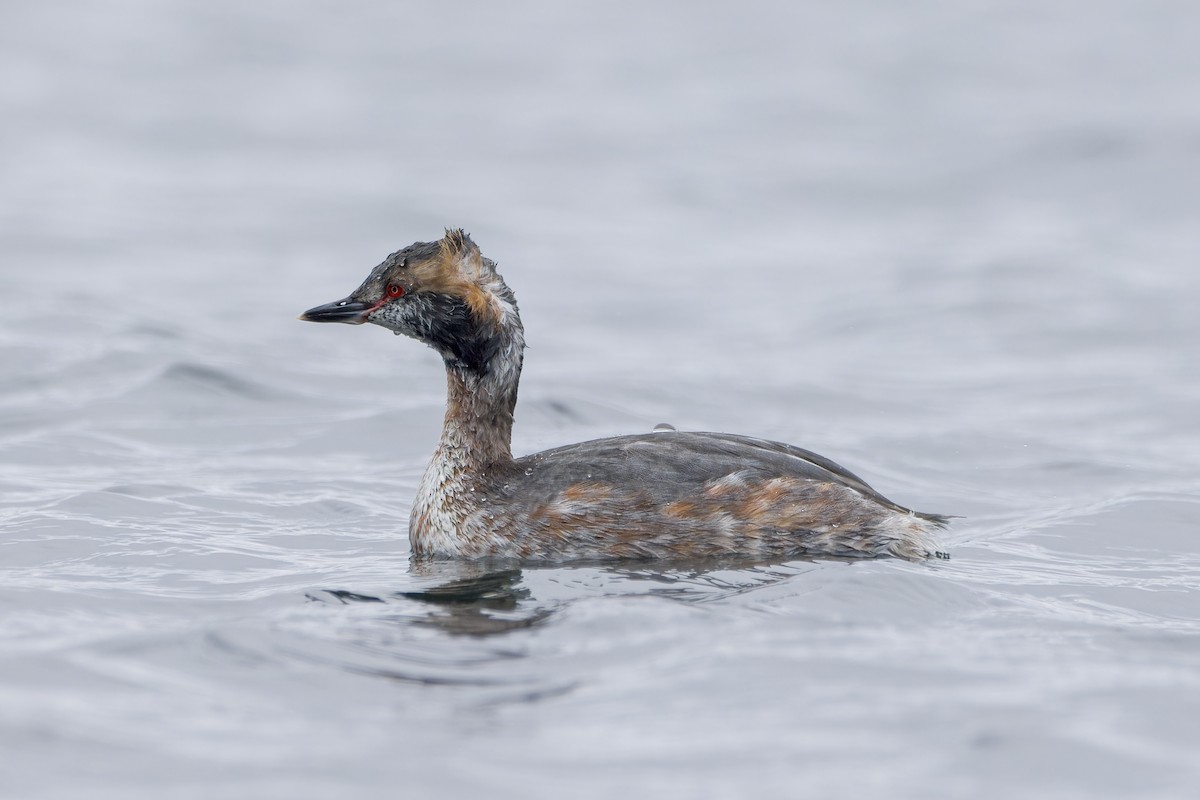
[{"left": 299, "top": 298, "right": 372, "bottom": 324}]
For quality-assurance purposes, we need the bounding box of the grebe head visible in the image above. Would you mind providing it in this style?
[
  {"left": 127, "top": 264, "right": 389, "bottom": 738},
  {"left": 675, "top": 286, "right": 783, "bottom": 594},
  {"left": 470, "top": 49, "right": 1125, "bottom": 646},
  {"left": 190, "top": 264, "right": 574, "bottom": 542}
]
[{"left": 300, "top": 229, "right": 521, "bottom": 375}]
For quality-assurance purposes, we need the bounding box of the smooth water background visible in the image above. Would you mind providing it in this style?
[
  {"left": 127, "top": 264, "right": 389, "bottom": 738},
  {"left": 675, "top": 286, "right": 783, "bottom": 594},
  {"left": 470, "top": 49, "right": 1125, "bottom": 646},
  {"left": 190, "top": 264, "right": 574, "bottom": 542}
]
[{"left": 3, "top": 1, "right": 1199, "bottom": 798}]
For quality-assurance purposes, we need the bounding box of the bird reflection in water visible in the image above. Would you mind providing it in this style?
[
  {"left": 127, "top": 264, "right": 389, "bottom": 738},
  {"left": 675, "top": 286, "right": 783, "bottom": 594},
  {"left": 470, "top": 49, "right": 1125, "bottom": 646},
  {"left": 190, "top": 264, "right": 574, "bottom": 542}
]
[{"left": 315, "top": 562, "right": 554, "bottom": 637}]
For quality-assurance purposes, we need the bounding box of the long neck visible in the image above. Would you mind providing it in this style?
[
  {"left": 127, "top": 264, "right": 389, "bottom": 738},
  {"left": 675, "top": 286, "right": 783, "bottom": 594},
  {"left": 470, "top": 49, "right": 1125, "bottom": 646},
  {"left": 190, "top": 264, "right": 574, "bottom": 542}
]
[
  {"left": 437, "top": 345, "right": 522, "bottom": 471},
  {"left": 408, "top": 279, "right": 525, "bottom": 555}
]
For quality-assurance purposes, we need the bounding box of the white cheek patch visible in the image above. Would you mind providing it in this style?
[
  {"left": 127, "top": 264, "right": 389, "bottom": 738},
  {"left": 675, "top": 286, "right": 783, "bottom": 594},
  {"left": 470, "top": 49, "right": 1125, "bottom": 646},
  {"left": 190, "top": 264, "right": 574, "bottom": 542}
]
[{"left": 368, "top": 301, "right": 414, "bottom": 336}]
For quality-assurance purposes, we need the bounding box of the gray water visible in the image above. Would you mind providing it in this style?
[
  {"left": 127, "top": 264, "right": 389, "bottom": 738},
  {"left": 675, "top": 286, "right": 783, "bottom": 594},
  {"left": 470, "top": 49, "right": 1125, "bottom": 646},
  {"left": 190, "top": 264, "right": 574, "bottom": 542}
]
[{"left": 3, "top": 1, "right": 1199, "bottom": 798}]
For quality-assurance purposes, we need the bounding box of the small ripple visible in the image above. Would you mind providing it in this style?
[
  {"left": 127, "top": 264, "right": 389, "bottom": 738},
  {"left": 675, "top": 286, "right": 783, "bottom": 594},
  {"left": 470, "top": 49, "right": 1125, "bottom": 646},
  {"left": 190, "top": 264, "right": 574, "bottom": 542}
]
[
  {"left": 102, "top": 483, "right": 193, "bottom": 499},
  {"left": 263, "top": 595, "right": 570, "bottom": 694},
  {"left": 155, "top": 362, "right": 284, "bottom": 401}
]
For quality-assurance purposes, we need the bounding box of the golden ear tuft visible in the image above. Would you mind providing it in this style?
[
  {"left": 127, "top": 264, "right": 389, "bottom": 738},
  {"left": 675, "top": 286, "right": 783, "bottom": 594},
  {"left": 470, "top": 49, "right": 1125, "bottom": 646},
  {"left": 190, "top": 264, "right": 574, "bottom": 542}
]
[
  {"left": 440, "top": 228, "right": 484, "bottom": 278},
  {"left": 441, "top": 228, "right": 476, "bottom": 256},
  {"left": 428, "top": 228, "right": 500, "bottom": 323}
]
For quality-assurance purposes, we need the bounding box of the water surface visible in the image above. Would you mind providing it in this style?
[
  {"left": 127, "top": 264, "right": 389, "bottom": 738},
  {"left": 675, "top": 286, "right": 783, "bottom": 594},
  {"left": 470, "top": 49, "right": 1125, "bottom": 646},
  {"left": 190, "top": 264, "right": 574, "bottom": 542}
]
[{"left": 2, "top": 2, "right": 1199, "bottom": 798}]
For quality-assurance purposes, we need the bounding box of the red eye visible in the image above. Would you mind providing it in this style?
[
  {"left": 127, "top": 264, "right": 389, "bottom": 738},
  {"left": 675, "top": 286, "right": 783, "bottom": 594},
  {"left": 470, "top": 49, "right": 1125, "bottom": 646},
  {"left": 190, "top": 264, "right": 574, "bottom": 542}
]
[{"left": 386, "top": 283, "right": 405, "bottom": 298}]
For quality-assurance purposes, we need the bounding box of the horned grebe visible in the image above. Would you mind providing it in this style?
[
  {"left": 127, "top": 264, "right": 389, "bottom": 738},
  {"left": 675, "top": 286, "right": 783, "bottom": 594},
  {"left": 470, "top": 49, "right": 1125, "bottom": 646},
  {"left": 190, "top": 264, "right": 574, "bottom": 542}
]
[{"left": 300, "top": 230, "right": 949, "bottom": 562}]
